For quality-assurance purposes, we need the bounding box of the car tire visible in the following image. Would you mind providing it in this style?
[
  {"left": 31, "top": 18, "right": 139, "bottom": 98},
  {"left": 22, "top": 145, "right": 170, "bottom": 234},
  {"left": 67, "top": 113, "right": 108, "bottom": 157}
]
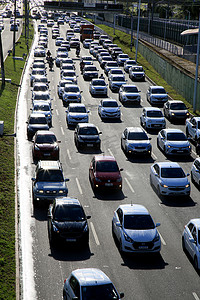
[
  {"left": 186, "top": 128, "right": 189, "bottom": 138},
  {"left": 157, "top": 185, "right": 161, "bottom": 197},
  {"left": 157, "top": 138, "right": 160, "bottom": 149},
  {"left": 119, "top": 240, "right": 124, "bottom": 253},
  {"left": 63, "top": 291, "right": 67, "bottom": 300},
  {"left": 182, "top": 237, "right": 186, "bottom": 251},
  {"left": 194, "top": 256, "right": 199, "bottom": 270},
  {"left": 191, "top": 172, "right": 195, "bottom": 184}
]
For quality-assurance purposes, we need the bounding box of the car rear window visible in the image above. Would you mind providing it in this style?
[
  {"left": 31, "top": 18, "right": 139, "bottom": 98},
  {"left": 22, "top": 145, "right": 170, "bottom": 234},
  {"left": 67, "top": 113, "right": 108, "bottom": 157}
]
[
  {"left": 96, "top": 161, "right": 119, "bottom": 172},
  {"left": 161, "top": 167, "right": 185, "bottom": 178},
  {"left": 54, "top": 205, "right": 85, "bottom": 221},
  {"left": 124, "top": 214, "right": 155, "bottom": 230}
]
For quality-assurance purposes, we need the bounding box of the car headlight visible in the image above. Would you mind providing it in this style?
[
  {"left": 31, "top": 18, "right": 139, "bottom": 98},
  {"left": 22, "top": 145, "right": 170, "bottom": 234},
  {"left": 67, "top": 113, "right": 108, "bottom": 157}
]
[
  {"left": 153, "top": 232, "right": 160, "bottom": 243},
  {"left": 78, "top": 136, "right": 84, "bottom": 142},
  {"left": 160, "top": 183, "right": 168, "bottom": 188},
  {"left": 167, "top": 145, "right": 171, "bottom": 148},
  {"left": 123, "top": 231, "right": 133, "bottom": 243},
  {"left": 34, "top": 145, "right": 40, "bottom": 150},
  {"left": 83, "top": 223, "right": 88, "bottom": 232},
  {"left": 171, "top": 112, "right": 175, "bottom": 116},
  {"left": 37, "top": 189, "right": 44, "bottom": 194},
  {"left": 185, "top": 184, "right": 190, "bottom": 188},
  {"left": 52, "top": 223, "right": 59, "bottom": 233},
  {"left": 58, "top": 190, "right": 64, "bottom": 194}
]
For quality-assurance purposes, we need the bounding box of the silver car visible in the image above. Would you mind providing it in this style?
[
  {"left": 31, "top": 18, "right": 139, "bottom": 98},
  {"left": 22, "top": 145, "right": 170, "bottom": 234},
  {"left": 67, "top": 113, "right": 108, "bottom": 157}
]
[
  {"left": 147, "top": 86, "right": 168, "bottom": 105},
  {"left": 98, "top": 99, "right": 121, "bottom": 120},
  {"left": 140, "top": 107, "right": 166, "bottom": 130},
  {"left": 157, "top": 128, "right": 191, "bottom": 156},
  {"left": 89, "top": 79, "right": 107, "bottom": 96},
  {"left": 119, "top": 84, "right": 141, "bottom": 105},
  {"left": 31, "top": 101, "right": 52, "bottom": 127},
  {"left": 66, "top": 103, "right": 89, "bottom": 126},
  {"left": 129, "top": 65, "right": 145, "bottom": 81},
  {"left": 109, "top": 74, "right": 127, "bottom": 92},
  {"left": 124, "top": 59, "right": 137, "bottom": 72},
  {"left": 62, "top": 84, "right": 82, "bottom": 106}
]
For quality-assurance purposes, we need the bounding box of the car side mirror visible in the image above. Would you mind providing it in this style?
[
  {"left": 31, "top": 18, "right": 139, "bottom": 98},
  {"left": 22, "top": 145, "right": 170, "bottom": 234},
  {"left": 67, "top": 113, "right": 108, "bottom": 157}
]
[
  {"left": 87, "top": 216, "right": 91, "bottom": 219},
  {"left": 119, "top": 168, "right": 123, "bottom": 171},
  {"left": 57, "top": 140, "right": 61, "bottom": 143},
  {"left": 31, "top": 178, "right": 36, "bottom": 182},
  {"left": 149, "top": 137, "right": 152, "bottom": 140},
  {"left": 138, "top": 90, "right": 141, "bottom": 92},
  {"left": 155, "top": 173, "right": 159, "bottom": 177},
  {"left": 99, "top": 131, "right": 102, "bottom": 134},
  {"left": 120, "top": 293, "right": 124, "bottom": 298},
  {"left": 65, "top": 178, "right": 70, "bottom": 182},
  {"left": 186, "top": 173, "right": 190, "bottom": 177},
  {"left": 156, "top": 222, "right": 161, "bottom": 227}
]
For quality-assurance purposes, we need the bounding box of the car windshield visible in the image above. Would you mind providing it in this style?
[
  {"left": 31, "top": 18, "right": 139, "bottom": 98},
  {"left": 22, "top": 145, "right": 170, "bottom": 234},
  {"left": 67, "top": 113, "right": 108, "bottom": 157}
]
[
  {"left": 161, "top": 167, "right": 185, "bottom": 178},
  {"left": 33, "top": 94, "right": 50, "bottom": 100},
  {"left": 29, "top": 117, "right": 47, "bottom": 124},
  {"left": 124, "top": 214, "right": 155, "bottom": 230},
  {"left": 147, "top": 110, "right": 163, "bottom": 117},
  {"left": 166, "top": 133, "right": 187, "bottom": 141},
  {"left": 127, "top": 61, "right": 136, "bottom": 65},
  {"left": 132, "top": 67, "right": 143, "bottom": 72},
  {"left": 110, "top": 70, "right": 123, "bottom": 75},
  {"left": 103, "top": 57, "right": 112, "bottom": 61},
  {"left": 120, "top": 55, "right": 129, "bottom": 58},
  {"left": 112, "top": 77, "right": 125, "bottom": 81},
  {"left": 79, "top": 127, "right": 98, "bottom": 135},
  {"left": 37, "top": 169, "right": 64, "bottom": 181},
  {"left": 64, "top": 87, "right": 79, "bottom": 92},
  {"left": 69, "top": 107, "right": 86, "bottom": 113},
  {"left": 96, "top": 161, "right": 119, "bottom": 172},
  {"left": 33, "top": 105, "right": 50, "bottom": 111},
  {"left": 85, "top": 66, "right": 97, "bottom": 71},
  {"left": 123, "top": 86, "right": 138, "bottom": 93},
  {"left": 63, "top": 72, "right": 76, "bottom": 76},
  {"left": 128, "top": 132, "right": 148, "bottom": 140},
  {"left": 170, "top": 103, "right": 187, "bottom": 110},
  {"left": 198, "top": 122, "right": 200, "bottom": 129},
  {"left": 54, "top": 205, "right": 85, "bottom": 221},
  {"left": 106, "top": 63, "right": 118, "bottom": 67},
  {"left": 32, "top": 70, "right": 45, "bottom": 75},
  {"left": 33, "top": 85, "right": 48, "bottom": 91},
  {"left": 102, "top": 101, "right": 118, "bottom": 107},
  {"left": 81, "top": 283, "right": 119, "bottom": 300},
  {"left": 35, "top": 135, "right": 56, "bottom": 143},
  {"left": 151, "top": 88, "right": 166, "bottom": 94},
  {"left": 82, "top": 56, "right": 92, "bottom": 61},
  {"left": 92, "top": 80, "right": 106, "bottom": 86}
]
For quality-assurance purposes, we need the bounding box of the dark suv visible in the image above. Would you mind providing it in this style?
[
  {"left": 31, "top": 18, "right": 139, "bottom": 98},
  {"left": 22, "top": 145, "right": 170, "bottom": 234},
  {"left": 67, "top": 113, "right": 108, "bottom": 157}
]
[
  {"left": 32, "top": 160, "right": 69, "bottom": 206},
  {"left": 47, "top": 197, "right": 91, "bottom": 246},
  {"left": 74, "top": 123, "right": 102, "bottom": 150}
]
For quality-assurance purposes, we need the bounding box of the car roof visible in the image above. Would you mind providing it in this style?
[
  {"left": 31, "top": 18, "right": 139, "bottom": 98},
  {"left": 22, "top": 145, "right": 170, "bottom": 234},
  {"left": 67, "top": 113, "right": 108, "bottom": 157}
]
[
  {"left": 102, "top": 99, "right": 117, "bottom": 103},
  {"left": 71, "top": 268, "right": 112, "bottom": 286},
  {"left": 126, "top": 127, "right": 145, "bottom": 133},
  {"left": 167, "top": 100, "right": 185, "bottom": 104},
  {"left": 122, "top": 84, "right": 137, "bottom": 88},
  {"left": 94, "top": 155, "right": 116, "bottom": 162},
  {"left": 77, "top": 123, "right": 97, "bottom": 128},
  {"left": 150, "top": 85, "right": 165, "bottom": 89},
  {"left": 144, "top": 107, "right": 161, "bottom": 111},
  {"left": 36, "top": 130, "right": 55, "bottom": 136},
  {"left": 37, "top": 160, "right": 61, "bottom": 169},
  {"left": 118, "top": 204, "right": 149, "bottom": 215},
  {"left": 162, "top": 128, "right": 184, "bottom": 134},
  {"left": 30, "top": 113, "right": 46, "bottom": 118},
  {"left": 68, "top": 103, "right": 85, "bottom": 108},
  {"left": 55, "top": 197, "right": 80, "bottom": 206},
  {"left": 193, "top": 117, "right": 200, "bottom": 121},
  {"left": 155, "top": 161, "right": 181, "bottom": 168}
]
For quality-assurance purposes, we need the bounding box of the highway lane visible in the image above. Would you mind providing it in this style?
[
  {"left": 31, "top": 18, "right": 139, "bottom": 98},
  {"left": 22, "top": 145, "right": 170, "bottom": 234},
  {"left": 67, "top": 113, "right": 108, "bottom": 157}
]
[{"left": 21, "top": 19, "right": 200, "bottom": 300}]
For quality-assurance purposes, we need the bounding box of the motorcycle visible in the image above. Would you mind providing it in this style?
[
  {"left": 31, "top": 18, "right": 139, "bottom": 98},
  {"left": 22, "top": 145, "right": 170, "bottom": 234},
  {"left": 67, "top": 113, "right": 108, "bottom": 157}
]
[{"left": 76, "top": 47, "right": 80, "bottom": 57}]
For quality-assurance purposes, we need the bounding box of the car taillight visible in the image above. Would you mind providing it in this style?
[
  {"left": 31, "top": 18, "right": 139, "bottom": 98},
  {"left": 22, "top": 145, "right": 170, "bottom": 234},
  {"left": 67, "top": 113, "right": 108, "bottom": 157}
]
[{"left": 64, "top": 279, "right": 67, "bottom": 283}]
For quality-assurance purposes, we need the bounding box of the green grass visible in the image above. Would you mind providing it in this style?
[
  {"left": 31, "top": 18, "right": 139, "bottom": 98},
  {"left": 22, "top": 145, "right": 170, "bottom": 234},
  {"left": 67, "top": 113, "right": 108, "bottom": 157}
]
[
  {"left": 88, "top": 21, "right": 199, "bottom": 116},
  {"left": 0, "top": 22, "right": 34, "bottom": 300}
]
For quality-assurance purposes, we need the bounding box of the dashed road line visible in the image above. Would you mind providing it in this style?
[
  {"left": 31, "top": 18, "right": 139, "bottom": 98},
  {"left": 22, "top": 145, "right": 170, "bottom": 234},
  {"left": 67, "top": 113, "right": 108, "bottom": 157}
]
[
  {"left": 60, "top": 126, "right": 64, "bottom": 135},
  {"left": 158, "top": 230, "right": 166, "bottom": 246},
  {"left": 152, "top": 152, "right": 157, "bottom": 160},
  {"left": 76, "top": 177, "right": 83, "bottom": 194},
  {"left": 108, "top": 148, "right": 113, "bottom": 157},
  {"left": 67, "top": 149, "right": 71, "bottom": 160},
  {"left": 56, "top": 109, "right": 59, "bottom": 116},
  {"left": 125, "top": 177, "right": 135, "bottom": 193},
  {"left": 192, "top": 150, "right": 197, "bottom": 157},
  {"left": 193, "top": 292, "right": 200, "bottom": 300},
  {"left": 90, "top": 222, "right": 100, "bottom": 245}
]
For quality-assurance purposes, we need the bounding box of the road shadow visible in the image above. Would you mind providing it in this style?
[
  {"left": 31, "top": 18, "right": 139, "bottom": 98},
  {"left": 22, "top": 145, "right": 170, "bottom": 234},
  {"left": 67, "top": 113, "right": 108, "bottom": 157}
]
[
  {"left": 92, "top": 189, "right": 126, "bottom": 201},
  {"left": 32, "top": 204, "right": 49, "bottom": 221},
  {"left": 49, "top": 243, "right": 93, "bottom": 261},
  {"left": 182, "top": 245, "right": 200, "bottom": 276}
]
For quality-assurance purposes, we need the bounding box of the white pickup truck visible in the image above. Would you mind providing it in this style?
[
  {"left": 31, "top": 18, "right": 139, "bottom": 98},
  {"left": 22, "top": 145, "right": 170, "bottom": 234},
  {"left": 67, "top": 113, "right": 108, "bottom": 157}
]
[{"left": 186, "top": 116, "right": 200, "bottom": 141}]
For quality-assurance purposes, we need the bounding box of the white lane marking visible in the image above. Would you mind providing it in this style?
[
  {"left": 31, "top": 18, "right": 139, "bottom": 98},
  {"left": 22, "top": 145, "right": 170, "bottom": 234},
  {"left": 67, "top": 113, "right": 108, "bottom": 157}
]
[
  {"left": 82, "top": 95, "right": 85, "bottom": 102},
  {"left": 121, "top": 111, "right": 123, "bottom": 117},
  {"left": 141, "top": 98, "right": 143, "bottom": 103},
  {"left": 108, "top": 148, "right": 113, "bottom": 157},
  {"left": 152, "top": 152, "right": 157, "bottom": 160},
  {"left": 158, "top": 230, "right": 166, "bottom": 246},
  {"left": 125, "top": 177, "right": 135, "bottom": 193},
  {"left": 56, "top": 109, "right": 59, "bottom": 116},
  {"left": 192, "top": 150, "right": 197, "bottom": 157},
  {"left": 52, "top": 86, "right": 54, "bottom": 90},
  {"left": 90, "top": 222, "right": 100, "bottom": 245},
  {"left": 67, "top": 149, "right": 71, "bottom": 160},
  {"left": 61, "top": 126, "right": 64, "bottom": 135},
  {"left": 193, "top": 292, "right": 200, "bottom": 300},
  {"left": 76, "top": 177, "right": 83, "bottom": 194}
]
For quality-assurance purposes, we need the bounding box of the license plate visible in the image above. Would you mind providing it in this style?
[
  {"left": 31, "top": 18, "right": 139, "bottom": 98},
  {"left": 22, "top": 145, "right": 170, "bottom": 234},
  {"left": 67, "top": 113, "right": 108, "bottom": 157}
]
[
  {"left": 87, "top": 144, "right": 93, "bottom": 147},
  {"left": 105, "top": 183, "right": 113, "bottom": 186},
  {"left": 177, "top": 150, "right": 183, "bottom": 153},
  {"left": 44, "top": 153, "right": 50, "bottom": 156},
  {"left": 66, "top": 238, "right": 76, "bottom": 242},
  {"left": 154, "top": 124, "right": 161, "bottom": 127},
  {"left": 138, "top": 246, "right": 148, "bottom": 249}
]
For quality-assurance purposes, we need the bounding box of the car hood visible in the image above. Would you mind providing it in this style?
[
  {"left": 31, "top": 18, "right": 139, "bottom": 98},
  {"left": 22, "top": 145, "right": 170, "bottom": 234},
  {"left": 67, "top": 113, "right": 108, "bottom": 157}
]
[
  {"left": 166, "top": 140, "right": 190, "bottom": 147},
  {"left": 68, "top": 113, "right": 88, "bottom": 118},
  {"left": 147, "top": 117, "right": 165, "bottom": 122},
  {"left": 79, "top": 135, "right": 99, "bottom": 140},
  {"left": 127, "top": 140, "right": 151, "bottom": 146},
  {"left": 102, "top": 107, "right": 120, "bottom": 113},
  {"left": 122, "top": 92, "right": 140, "bottom": 97},
  {"left": 111, "top": 81, "right": 126, "bottom": 85},
  {"left": 170, "top": 109, "right": 188, "bottom": 115},
  {"left": 28, "top": 124, "right": 49, "bottom": 130},
  {"left": 93, "top": 85, "right": 106, "bottom": 89},
  {"left": 63, "top": 92, "right": 80, "bottom": 97},
  {"left": 53, "top": 220, "right": 87, "bottom": 231},
  {"left": 35, "top": 182, "right": 66, "bottom": 189},
  {"left": 160, "top": 177, "right": 189, "bottom": 186},
  {"left": 131, "top": 71, "right": 144, "bottom": 75},
  {"left": 95, "top": 171, "right": 121, "bottom": 180},
  {"left": 151, "top": 94, "right": 167, "bottom": 98},
  {"left": 124, "top": 228, "right": 157, "bottom": 242}
]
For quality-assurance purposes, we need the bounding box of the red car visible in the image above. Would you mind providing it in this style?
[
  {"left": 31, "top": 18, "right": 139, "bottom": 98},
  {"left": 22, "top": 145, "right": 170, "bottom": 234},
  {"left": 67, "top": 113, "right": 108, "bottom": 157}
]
[
  {"left": 32, "top": 130, "right": 60, "bottom": 160},
  {"left": 89, "top": 155, "right": 123, "bottom": 191}
]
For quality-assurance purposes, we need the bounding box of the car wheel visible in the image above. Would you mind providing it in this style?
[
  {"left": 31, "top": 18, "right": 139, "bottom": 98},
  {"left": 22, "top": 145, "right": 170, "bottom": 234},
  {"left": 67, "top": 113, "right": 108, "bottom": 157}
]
[
  {"left": 63, "top": 291, "right": 67, "bottom": 300},
  {"left": 157, "top": 138, "right": 160, "bottom": 149},
  {"left": 186, "top": 128, "right": 189, "bottom": 138},
  {"left": 119, "top": 240, "right": 124, "bottom": 253},
  {"left": 182, "top": 237, "right": 186, "bottom": 251},
  {"left": 163, "top": 145, "right": 167, "bottom": 154},
  {"left": 157, "top": 185, "right": 161, "bottom": 197},
  {"left": 191, "top": 172, "right": 195, "bottom": 184},
  {"left": 194, "top": 256, "right": 199, "bottom": 270}
]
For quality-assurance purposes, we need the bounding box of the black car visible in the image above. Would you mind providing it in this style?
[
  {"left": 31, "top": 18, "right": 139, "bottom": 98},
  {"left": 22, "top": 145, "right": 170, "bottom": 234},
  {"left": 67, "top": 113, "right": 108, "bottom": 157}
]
[
  {"left": 74, "top": 123, "right": 102, "bottom": 150},
  {"left": 48, "top": 197, "right": 91, "bottom": 247},
  {"left": 82, "top": 65, "right": 99, "bottom": 81},
  {"left": 163, "top": 100, "right": 190, "bottom": 122},
  {"left": 26, "top": 113, "right": 49, "bottom": 140}
]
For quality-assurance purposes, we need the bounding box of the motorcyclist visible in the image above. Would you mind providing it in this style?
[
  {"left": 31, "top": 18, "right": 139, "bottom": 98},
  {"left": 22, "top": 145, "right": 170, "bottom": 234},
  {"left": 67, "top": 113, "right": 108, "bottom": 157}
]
[
  {"left": 46, "top": 49, "right": 51, "bottom": 57},
  {"left": 99, "top": 74, "right": 105, "bottom": 80},
  {"left": 48, "top": 56, "right": 54, "bottom": 70},
  {"left": 76, "top": 44, "right": 80, "bottom": 57}
]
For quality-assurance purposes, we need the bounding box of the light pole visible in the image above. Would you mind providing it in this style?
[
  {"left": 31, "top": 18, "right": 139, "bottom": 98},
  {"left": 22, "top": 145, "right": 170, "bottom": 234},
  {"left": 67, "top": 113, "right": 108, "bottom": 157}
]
[
  {"left": 12, "top": 0, "right": 16, "bottom": 57},
  {"left": 135, "top": 0, "right": 141, "bottom": 62},
  {"left": 193, "top": 11, "right": 200, "bottom": 113},
  {"left": 130, "top": 3, "right": 134, "bottom": 51}
]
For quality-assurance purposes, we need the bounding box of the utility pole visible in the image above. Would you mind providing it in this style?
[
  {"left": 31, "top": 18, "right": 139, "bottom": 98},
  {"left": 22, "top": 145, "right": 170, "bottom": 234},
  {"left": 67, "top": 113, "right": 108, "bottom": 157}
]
[
  {"left": 0, "top": 31, "right": 5, "bottom": 87},
  {"left": 193, "top": 10, "right": 200, "bottom": 113},
  {"left": 12, "top": 0, "right": 16, "bottom": 57},
  {"left": 135, "top": 0, "right": 141, "bottom": 62}
]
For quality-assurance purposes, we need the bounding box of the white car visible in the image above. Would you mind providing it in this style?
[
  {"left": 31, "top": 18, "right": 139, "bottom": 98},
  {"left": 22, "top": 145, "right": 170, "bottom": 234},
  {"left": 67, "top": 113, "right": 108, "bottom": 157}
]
[
  {"left": 66, "top": 103, "right": 89, "bottom": 126},
  {"left": 116, "top": 54, "right": 129, "bottom": 66},
  {"left": 112, "top": 204, "right": 161, "bottom": 254},
  {"left": 119, "top": 84, "right": 141, "bottom": 105},
  {"left": 108, "top": 68, "right": 124, "bottom": 80},
  {"left": 182, "top": 218, "right": 200, "bottom": 270},
  {"left": 104, "top": 61, "right": 119, "bottom": 75},
  {"left": 150, "top": 162, "right": 190, "bottom": 197},
  {"left": 146, "top": 86, "right": 168, "bottom": 105},
  {"left": 63, "top": 268, "right": 124, "bottom": 300},
  {"left": 62, "top": 84, "right": 82, "bottom": 106},
  {"left": 124, "top": 59, "right": 137, "bottom": 72},
  {"left": 61, "top": 70, "right": 77, "bottom": 84},
  {"left": 140, "top": 107, "right": 166, "bottom": 130},
  {"left": 109, "top": 75, "right": 127, "bottom": 92},
  {"left": 157, "top": 128, "right": 191, "bottom": 156},
  {"left": 55, "top": 52, "right": 68, "bottom": 67},
  {"left": 191, "top": 158, "right": 200, "bottom": 187},
  {"left": 129, "top": 65, "right": 145, "bottom": 81},
  {"left": 89, "top": 79, "right": 107, "bottom": 96},
  {"left": 98, "top": 99, "right": 121, "bottom": 120}
]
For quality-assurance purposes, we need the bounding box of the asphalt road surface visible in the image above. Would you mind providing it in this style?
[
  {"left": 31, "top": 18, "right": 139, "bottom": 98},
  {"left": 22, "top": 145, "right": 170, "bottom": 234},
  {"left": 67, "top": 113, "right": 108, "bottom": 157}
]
[{"left": 17, "top": 19, "right": 200, "bottom": 300}]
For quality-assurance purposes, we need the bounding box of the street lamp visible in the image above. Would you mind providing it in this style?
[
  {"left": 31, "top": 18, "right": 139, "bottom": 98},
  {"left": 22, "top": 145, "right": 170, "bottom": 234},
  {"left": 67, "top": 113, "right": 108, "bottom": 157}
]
[{"left": 135, "top": 0, "right": 141, "bottom": 62}]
